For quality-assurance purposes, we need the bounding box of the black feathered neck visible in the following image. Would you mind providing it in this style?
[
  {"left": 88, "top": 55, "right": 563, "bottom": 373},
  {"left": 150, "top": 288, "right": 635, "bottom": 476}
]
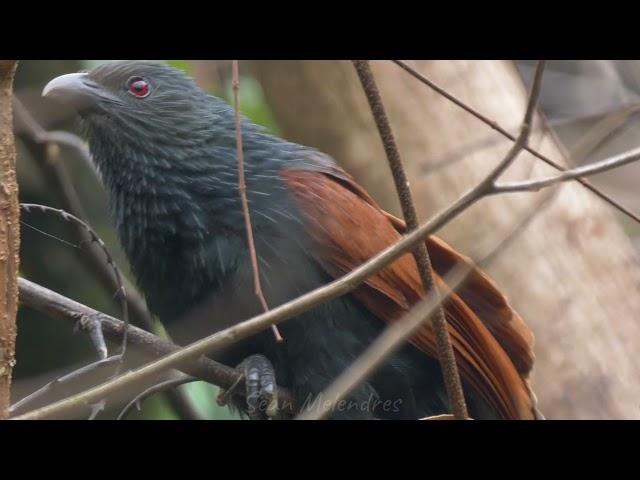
[{"left": 75, "top": 61, "right": 324, "bottom": 319}]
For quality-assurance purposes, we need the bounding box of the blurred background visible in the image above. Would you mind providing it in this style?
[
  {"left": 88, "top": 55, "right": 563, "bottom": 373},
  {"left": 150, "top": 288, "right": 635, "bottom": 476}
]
[{"left": 11, "top": 60, "right": 640, "bottom": 419}]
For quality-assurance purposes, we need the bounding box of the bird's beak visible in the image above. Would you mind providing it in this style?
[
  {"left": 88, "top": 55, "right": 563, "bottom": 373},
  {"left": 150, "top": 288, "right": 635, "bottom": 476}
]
[{"left": 42, "top": 73, "right": 118, "bottom": 111}]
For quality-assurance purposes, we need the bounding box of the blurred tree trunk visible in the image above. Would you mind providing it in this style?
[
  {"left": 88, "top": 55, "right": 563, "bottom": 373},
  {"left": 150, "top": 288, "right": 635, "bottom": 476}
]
[
  {"left": 251, "top": 60, "right": 640, "bottom": 419},
  {"left": 0, "top": 60, "right": 19, "bottom": 419}
]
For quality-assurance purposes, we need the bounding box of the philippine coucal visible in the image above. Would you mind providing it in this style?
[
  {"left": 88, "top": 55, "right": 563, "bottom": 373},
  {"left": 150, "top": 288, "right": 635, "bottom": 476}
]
[{"left": 43, "top": 61, "right": 537, "bottom": 420}]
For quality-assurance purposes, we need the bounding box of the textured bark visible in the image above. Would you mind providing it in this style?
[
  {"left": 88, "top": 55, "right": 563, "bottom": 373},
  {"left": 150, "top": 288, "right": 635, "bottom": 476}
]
[
  {"left": 251, "top": 60, "right": 640, "bottom": 419},
  {"left": 0, "top": 60, "right": 19, "bottom": 419}
]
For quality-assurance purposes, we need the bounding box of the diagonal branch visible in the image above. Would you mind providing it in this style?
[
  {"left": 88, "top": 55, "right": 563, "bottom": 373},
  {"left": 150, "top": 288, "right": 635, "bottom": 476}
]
[
  {"left": 297, "top": 264, "right": 471, "bottom": 420},
  {"left": 494, "top": 145, "right": 640, "bottom": 193},
  {"left": 15, "top": 278, "right": 297, "bottom": 418}
]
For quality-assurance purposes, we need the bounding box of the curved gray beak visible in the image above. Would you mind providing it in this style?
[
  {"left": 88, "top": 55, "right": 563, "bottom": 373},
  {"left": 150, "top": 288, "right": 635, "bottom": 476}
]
[{"left": 42, "top": 73, "right": 117, "bottom": 111}]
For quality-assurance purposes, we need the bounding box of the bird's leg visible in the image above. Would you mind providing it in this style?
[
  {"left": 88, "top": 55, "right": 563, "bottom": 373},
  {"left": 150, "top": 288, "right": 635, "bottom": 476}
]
[{"left": 217, "top": 354, "right": 279, "bottom": 420}]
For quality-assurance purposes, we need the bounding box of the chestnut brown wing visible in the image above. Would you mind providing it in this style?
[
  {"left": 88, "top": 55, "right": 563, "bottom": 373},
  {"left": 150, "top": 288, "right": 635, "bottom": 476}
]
[{"left": 282, "top": 167, "right": 535, "bottom": 419}]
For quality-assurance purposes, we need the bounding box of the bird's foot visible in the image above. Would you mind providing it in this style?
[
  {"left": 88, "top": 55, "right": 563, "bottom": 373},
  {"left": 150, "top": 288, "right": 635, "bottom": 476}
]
[{"left": 217, "top": 354, "right": 279, "bottom": 420}]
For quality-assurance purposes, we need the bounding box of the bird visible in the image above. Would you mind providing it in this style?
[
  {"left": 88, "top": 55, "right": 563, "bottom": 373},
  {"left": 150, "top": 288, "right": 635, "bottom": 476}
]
[{"left": 42, "top": 61, "right": 537, "bottom": 420}]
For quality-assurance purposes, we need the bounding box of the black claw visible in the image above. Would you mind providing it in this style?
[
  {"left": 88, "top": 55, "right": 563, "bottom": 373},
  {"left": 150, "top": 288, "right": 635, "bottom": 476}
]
[{"left": 238, "top": 354, "right": 278, "bottom": 420}]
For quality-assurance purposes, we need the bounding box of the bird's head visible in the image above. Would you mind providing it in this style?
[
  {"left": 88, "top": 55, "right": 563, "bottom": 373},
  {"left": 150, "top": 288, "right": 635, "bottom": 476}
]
[{"left": 42, "top": 61, "right": 234, "bottom": 152}]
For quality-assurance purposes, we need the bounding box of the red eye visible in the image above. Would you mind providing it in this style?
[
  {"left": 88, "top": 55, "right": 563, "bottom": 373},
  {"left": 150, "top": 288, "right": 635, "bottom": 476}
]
[{"left": 127, "top": 77, "right": 150, "bottom": 98}]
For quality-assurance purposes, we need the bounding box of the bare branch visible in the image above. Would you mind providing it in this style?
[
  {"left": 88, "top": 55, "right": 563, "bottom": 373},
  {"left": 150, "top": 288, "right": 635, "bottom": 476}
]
[
  {"left": 494, "top": 145, "right": 640, "bottom": 194},
  {"left": 479, "top": 60, "right": 546, "bottom": 185},
  {"left": 21, "top": 203, "right": 129, "bottom": 362},
  {"left": 15, "top": 277, "right": 297, "bottom": 418},
  {"left": 116, "top": 374, "right": 199, "bottom": 420},
  {"left": 391, "top": 60, "right": 640, "bottom": 225},
  {"left": 232, "top": 60, "right": 282, "bottom": 343},
  {"left": 352, "top": 59, "right": 467, "bottom": 419},
  {"left": 10, "top": 355, "right": 122, "bottom": 415}
]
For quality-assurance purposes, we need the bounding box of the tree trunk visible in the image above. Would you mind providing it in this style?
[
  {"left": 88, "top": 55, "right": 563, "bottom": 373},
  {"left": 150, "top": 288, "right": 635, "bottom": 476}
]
[
  {"left": 0, "top": 60, "right": 19, "bottom": 419},
  {"left": 251, "top": 60, "right": 640, "bottom": 419}
]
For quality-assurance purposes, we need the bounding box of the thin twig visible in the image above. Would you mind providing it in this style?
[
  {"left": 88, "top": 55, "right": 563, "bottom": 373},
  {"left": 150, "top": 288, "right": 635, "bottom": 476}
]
[
  {"left": 494, "top": 145, "right": 640, "bottom": 193},
  {"left": 232, "top": 60, "right": 282, "bottom": 343},
  {"left": 352, "top": 60, "right": 467, "bottom": 419},
  {"left": 391, "top": 60, "right": 640, "bottom": 224},
  {"left": 20, "top": 203, "right": 129, "bottom": 363},
  {"left": 9, "top": 355, "right": 122, "bottom": 415},
  {"left": 116, "top": 374, "right": 198, "bottom": 420},
  {"left": 420, "top": 104, "right": 640, "bottom": 177}
]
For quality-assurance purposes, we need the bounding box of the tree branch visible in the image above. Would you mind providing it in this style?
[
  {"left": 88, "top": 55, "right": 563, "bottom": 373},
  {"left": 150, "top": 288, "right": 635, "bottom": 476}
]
[
  {"left": 15, "top": 277, "right": 297, "bottom": 418},
  {"left": 494, "top": 145, "right": 640, "bottom": 193},
  {"left": 352, "top": 59, "right": 467, "bottom": 419},
  {"left": 0, "top": 60, "right": 19, "bottom": 419}
]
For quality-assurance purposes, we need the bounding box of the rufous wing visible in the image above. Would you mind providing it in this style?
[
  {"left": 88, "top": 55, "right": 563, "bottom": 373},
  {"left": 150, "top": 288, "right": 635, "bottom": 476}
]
[{"left": 282, "top": 164, "right": 535, "bottom": 420}]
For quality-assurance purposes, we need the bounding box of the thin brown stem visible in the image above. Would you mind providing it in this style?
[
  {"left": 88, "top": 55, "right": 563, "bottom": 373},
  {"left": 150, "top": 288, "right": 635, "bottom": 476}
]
[
  {"left": 232, "top": 60, "right": 282, "bottom": 343},
  {"left": 352, "top": 60, "right": 467, "bottom": 419}
]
